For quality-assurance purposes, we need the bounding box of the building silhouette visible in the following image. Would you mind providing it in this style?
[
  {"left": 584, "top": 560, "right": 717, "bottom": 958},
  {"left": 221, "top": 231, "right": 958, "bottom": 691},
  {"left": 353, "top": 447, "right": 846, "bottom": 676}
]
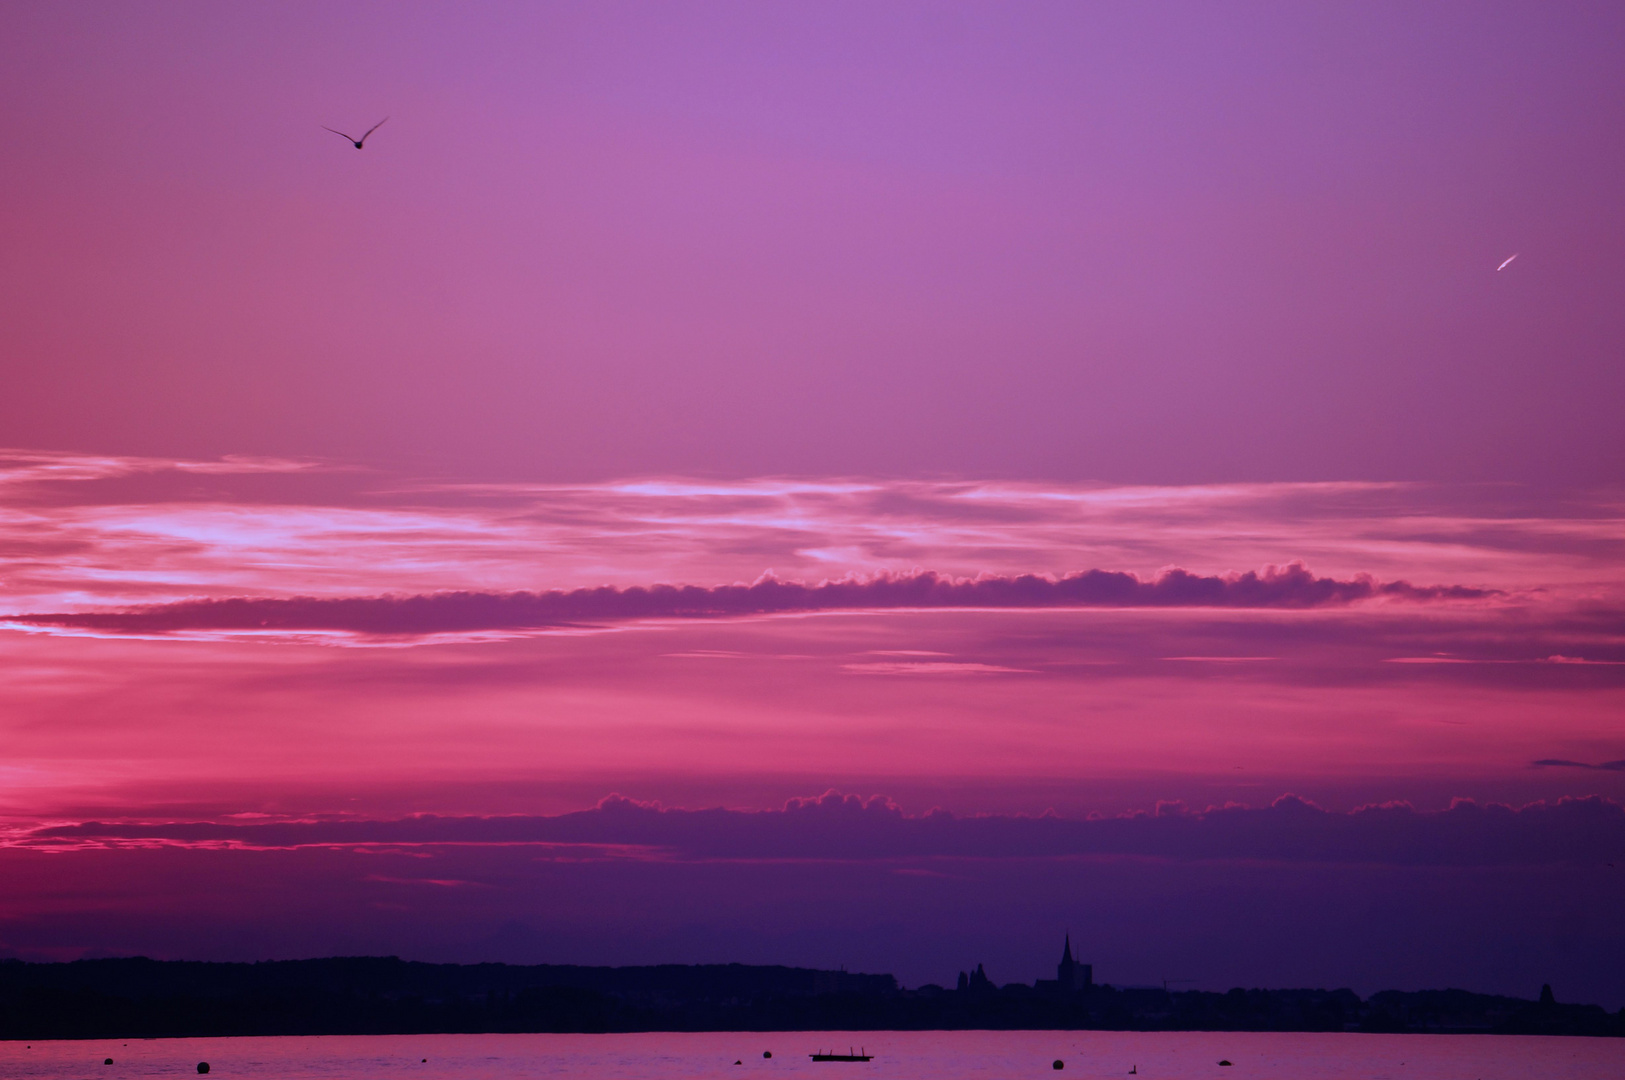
[
  {"left": 1034, "top": 934, "right": 1092, "bottom": 995},
  {"left": 956, "top": 963, "right": 996, "bottom": 995}
]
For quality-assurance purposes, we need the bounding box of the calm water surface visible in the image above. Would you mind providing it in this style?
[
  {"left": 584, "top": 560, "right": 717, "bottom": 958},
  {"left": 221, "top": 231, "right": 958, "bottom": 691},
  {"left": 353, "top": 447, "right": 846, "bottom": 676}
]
[{"left": 3, "top": 1030, "right": 1621, "bottom": 1080}]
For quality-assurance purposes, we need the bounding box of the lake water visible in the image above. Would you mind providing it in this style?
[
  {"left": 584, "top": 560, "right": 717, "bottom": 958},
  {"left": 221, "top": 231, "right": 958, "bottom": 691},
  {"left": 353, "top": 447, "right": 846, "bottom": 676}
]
[{"left": 3, "top": 1030, "right": 1622, "bottom": 1080}]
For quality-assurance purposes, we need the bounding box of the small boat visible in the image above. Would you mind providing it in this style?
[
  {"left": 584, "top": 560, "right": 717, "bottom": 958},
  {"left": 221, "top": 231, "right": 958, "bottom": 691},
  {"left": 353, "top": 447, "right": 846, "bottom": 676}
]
[{"left": 810, "top": 1047, "right": 873, "bottom": 1062}]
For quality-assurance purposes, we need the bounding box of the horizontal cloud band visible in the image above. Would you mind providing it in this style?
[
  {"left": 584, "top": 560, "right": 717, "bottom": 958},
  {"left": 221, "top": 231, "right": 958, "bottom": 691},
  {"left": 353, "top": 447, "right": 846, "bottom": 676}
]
[
  {"left": 25, "top": 791, "right": 1623, "bottom": 866},
  {"left": 8, "top": 564, "right": 1491, "bottom": 635}
]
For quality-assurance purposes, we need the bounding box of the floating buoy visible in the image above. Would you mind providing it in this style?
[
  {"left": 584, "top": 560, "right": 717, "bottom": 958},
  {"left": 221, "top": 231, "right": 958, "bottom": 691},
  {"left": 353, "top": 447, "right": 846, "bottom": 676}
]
[
  {"left": 197, "top": 1064, "right": 210, "bottom": 1074},
  {"left": 105, "top": 1059, "right": 114, "bottom": 1065},
  {"left": 763, "top": 1051, "right": 772, "bottom": 1059},
  {"left": 734, "top": 1060, "right": 742, "bottom": 1065},
  {"left": 1218, "top": 1061, "right": 1232, "bottom": 1068},
  {"left": 1053, "top": 1061, "right": 1065, "bottom": 1070}
]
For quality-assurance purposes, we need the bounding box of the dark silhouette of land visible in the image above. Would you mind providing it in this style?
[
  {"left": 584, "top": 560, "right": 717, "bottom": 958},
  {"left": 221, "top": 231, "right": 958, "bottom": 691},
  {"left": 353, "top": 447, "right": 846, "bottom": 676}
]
[{"left": 2, "top": 957, "right": 1620, "bottom": 1040}]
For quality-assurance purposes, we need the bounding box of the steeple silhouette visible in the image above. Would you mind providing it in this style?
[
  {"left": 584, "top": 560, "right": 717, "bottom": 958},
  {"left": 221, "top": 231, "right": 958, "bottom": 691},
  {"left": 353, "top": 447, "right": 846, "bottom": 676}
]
[{"left": 1056, "top": 933, "right": 1091, "bottom": 993}]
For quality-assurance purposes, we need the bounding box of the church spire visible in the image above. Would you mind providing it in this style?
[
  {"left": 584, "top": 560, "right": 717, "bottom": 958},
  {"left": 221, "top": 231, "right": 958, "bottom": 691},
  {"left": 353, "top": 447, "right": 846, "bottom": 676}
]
[{"left": 1056, "top": 932, "right": 1091, "bottom": 993}]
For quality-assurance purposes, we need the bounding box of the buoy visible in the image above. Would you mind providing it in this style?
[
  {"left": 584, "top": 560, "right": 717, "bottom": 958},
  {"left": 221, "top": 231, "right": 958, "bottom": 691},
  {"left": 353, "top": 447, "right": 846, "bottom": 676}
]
[
  {"left": 734, "top": 1060, "right": 742, "bottom": 1065},
  {"left": 1053, "top": 1061, "right": 1065, "bottom": 1070},
  {"left": 763, "top": 1051, "right": 772, "bottom": 1059},
  {"left": 197, "top": 1064, "right": 211, "bottom": 1074},
  {"left": 1218, "top": 1061, "right": 1232, "bottom": 1067},
  {"left": 105, "top": 1059, "right": 114, "bottom": 1065}
]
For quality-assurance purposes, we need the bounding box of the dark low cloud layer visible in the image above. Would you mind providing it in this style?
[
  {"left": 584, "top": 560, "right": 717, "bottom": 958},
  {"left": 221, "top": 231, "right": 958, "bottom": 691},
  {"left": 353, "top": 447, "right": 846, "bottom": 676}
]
[
  {"left": 1535, "top": 759, "right": 1625, "bottom": 772},
  {"left": 28, "top": 791, "right": 1625, "bottom": 867},
  {"left": 10, "top": 564, "right": 1492, "bottom": 636},
  {"left": 9, "top": 794, "right": 1625, "bottom": 1006}
]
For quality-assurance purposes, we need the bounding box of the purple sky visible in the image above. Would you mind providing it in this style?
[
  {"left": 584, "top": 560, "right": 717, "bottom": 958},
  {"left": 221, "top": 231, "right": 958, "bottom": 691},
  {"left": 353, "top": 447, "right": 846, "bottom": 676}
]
[
  {"left": 2, "top": 3, "right": 1624, "bottom": 1005},
  {"left": 3, "top": 1, "right": 1623, "bottom": 483}
]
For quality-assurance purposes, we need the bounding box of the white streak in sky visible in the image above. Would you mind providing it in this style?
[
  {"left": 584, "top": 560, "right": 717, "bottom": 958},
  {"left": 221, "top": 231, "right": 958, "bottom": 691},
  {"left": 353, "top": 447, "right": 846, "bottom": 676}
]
[{"left": 1496, "top": 254, "right": 1519, "bottom": 272}]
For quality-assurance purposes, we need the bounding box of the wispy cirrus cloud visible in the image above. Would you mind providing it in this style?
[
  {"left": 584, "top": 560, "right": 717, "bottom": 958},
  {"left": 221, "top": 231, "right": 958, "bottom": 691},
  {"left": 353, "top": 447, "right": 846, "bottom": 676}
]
[
  {"left": 841, "top": 660, "right": 1038, "bottom": 676},
  {"left": 0, "top": 451, "right": 1621, "bottom": 840},
  {"left": 2, "top": 451, "right": 1620, "bottom": 621},
  {"left": 0, "top": 449, "right": 326, "bottom": 492}
]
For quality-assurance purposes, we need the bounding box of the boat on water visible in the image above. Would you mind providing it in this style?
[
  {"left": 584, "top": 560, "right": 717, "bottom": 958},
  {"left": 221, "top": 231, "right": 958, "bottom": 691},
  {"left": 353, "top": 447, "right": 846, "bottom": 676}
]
[{"left": 810, "top": 1047, "right": 873, "bottom": 1062}]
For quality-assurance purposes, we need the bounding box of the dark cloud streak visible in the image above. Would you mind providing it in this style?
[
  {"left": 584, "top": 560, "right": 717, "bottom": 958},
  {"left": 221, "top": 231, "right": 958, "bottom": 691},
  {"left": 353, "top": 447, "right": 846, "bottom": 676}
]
[
  {"left": 8, "top": 564, "right": 1493, "bottom": 636},
  {"left": 26, "top": 791, "right": 1625, "bottom": 867},
  {"left": 1535, "top": 759, "right": 1625, "bottom": 772}
]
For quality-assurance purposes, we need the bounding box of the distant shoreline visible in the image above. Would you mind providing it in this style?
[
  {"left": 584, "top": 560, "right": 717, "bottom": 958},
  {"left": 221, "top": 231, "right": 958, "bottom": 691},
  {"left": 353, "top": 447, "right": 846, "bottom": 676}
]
[{"left": 4, "top": 958, "right": 1621, "bottom": 1041}]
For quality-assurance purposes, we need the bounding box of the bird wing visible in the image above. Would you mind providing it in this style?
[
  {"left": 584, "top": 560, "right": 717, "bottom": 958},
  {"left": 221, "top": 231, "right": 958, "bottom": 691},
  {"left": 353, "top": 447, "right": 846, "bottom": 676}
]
[
  {"left": 358, "top": 117, "right": 389, "bottom": 144},
  {"left": 323, "top": 126, "right": 358, "bottom": 141}
]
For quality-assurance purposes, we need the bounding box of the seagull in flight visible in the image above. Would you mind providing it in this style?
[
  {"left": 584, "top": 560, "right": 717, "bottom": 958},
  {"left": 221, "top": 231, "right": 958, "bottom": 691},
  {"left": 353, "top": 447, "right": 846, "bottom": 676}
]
[
  {"left": 323, "top": 117, "right": 388, "bottom": 149},
  {"left": 1496, "top": 253, "right": 1518, "bottom": 272}
]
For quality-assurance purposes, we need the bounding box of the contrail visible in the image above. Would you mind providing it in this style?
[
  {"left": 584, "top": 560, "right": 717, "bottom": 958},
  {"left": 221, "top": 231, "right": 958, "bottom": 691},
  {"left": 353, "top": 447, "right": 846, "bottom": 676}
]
[{"left": 1496, "top": 253, "right": 1518, "bottom": 272}]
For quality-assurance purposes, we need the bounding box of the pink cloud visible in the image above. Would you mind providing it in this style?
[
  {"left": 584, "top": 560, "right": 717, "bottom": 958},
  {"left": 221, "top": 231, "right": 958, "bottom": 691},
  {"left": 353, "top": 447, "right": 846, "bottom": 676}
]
[
  {"left": 841, "top": 661, "right": 1037, "bottom": 676},
  {"left": 3, "top": 454, "right": 1616, "bottom": 621},
  {"left": 0, "top": 454, "right": 1620, "bottom": 875}
]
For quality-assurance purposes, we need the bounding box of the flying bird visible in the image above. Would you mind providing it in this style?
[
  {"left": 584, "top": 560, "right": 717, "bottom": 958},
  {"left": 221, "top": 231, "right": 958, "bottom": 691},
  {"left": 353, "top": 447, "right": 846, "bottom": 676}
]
[
  {"left": 323, "top": 117, "right": 388, "bottom": 149},
  {"left": 1496, "top": 253, "right": 1518, "bottom": 272}
]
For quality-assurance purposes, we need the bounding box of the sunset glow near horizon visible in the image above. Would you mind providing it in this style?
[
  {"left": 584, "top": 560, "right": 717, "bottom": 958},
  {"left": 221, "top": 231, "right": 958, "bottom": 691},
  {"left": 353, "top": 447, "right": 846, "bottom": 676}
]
[{"left": 2, "top": 2, "right": 1624, "bottom": 1006}]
